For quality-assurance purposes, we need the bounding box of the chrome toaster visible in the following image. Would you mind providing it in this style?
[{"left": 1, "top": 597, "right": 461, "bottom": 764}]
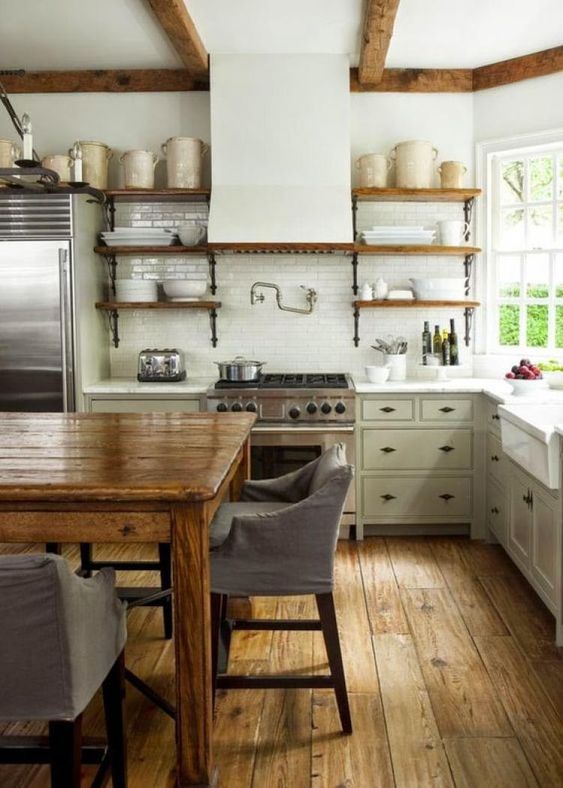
[{"left": 137, "top": 349, "right": 186, "bottom": 382}]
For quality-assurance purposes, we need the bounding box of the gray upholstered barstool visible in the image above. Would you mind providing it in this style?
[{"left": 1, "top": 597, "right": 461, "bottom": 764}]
[
  {"left": 210, "top": 443, "right": 354, "bottom": 734},
  {"left": 0, "top": 553, "right": 128, "bottom": 787}
]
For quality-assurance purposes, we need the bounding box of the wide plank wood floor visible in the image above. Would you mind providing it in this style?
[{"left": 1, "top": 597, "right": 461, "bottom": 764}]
[{"left": 0, "top": 536, "right": 561, "bottom": 787}]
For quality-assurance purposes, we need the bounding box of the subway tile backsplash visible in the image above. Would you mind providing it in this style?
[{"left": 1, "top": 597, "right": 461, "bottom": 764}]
[{"left": 108, "top": 201, "right": 474, "bottom": 378}]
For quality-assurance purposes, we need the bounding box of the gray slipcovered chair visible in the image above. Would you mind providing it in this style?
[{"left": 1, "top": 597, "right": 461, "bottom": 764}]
[
  {"left": 210, "top": 443, "right": 354, "bottom": 734},
  {"left": 0, "top": 553, "right": 127, "bottom": 787}
]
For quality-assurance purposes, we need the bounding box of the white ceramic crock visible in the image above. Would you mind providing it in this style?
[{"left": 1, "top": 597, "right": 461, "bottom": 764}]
[
  {"left": 390, "top": 140, "right": 438, "bottom": 188},
  {"left": 355, "top": 153, "right": 392, "bottom": 188},
  {"left": 0, "top": 138, "right": 21, "bottom": 167},
  {"left": 437, "top": 219, "right": 470, "bottom": 245},
  {"left": 72, "top": 141, "right": 112, "bottom": 189},
  {"left": 438, "top": 160, "right": 467, "bottom": 189},
  {"left": 161, "top": 137, "right": 209, "bottom": 188},
  {"left": 41, "top": 154, "right": 72, "bottom": 182},
  {"left": 383, "top": 353, "right": 407, "bottom": 381},
  {"left": 120, "top": 150, "right": 158, "bottom": 189}
]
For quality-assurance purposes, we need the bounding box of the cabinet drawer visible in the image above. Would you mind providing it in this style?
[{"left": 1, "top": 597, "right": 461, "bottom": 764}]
[
  {"left": 362, "top": 429, "right": 472, "bottom": 470},
  {"left": 90, "top": 398, "right": 200, "bottom": 413},
  {"left": 487, "top": 478, "right": 507, "bottom": 545},
  {"left": 362, "top": 476, "right": 472, "bottom": 518},
  {"left": 487, "top": 433, "right": 508, "bottom": 487},
  {"left": 485, "top": 400, "right": 502, "bottom": 437},
  {"left": 361, "top": 399, "right": 414, "bottom": 422},
  {"left": 420, "top": 398, "right": 473, "bottom": 422}
]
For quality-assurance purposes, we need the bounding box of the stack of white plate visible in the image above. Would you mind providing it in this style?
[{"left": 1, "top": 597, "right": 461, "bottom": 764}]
[
  {"left": 410, "top": 278, "right": 466, "bottom": 300},
  {"left": 101, "top": 227, "right": 178, "bottom": 247},
  {"left": 115, "top": 279, "right": 158, "bottom": 302},
  {"left": 360, "top": 226, "right": 436, "bottom": 246}
]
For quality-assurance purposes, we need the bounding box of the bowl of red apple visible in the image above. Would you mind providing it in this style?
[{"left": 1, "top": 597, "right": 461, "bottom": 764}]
[{"left": 505, "top": 359, "right": 546, "bottom": 395}]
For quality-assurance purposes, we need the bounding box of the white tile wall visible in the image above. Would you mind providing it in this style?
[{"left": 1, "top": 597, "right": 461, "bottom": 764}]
[{"left": 108, "top": 201, "right": 475, "bottom": 378}]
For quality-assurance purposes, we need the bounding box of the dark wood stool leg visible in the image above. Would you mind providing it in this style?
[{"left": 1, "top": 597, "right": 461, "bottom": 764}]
[
  {"left": 158, "top": 543, "right": 173, "bottom": 639},
  {"left": 45, "top": 543, "right": 61, "bottom": 554},
  {"left": 102, "top": 650, "right": 127, "bottom": 788},
  {"left": 316, "top": 592, "right": 352, "bottom": 734},
  {"left": 210, "top": 592, "right": 225, "bottom": 705},
  {"left": 48, "top": 715, "right": 82, "bottom": 788},
  {"left": 79, "top": 543, "right": 93, "bottom": 578}
]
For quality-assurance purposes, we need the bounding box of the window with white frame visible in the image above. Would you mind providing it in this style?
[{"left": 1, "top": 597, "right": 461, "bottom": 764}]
[{"left": 490, "top": 145, "right": 563, "bottom": 353}]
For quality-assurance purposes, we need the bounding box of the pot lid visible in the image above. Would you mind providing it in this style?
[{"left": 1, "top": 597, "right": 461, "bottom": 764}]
[{"left": 216, "top": 356, "right": 264, "bottom": 366}]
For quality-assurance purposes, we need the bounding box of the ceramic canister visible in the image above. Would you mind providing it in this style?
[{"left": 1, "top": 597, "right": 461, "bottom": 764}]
[
  {"left": 438, "top": 219, "right": 470, "bottom": 245},
  {"left": 73, "top": 141, "right": 112, "bottom": 189},
  {"left": 0, "top": 138, "right": 21, "bottom": 167},
  {"left": 162, "top": 137, "right": 209, "bottom": 188},
  {"left": 41, "top": 154, "right": 72, "bottom": 182},
  {"left": 438, "top": 160, "right": 467, "bottom": 189},
  {"left": 120, "top": 150, "right": 158, "bottom": 189},
  {"left": 355, "top": 153, "right": 392, "bottom": 188},
  {"left": 391, "top": 140, "right": 439, "bottom": 188}
]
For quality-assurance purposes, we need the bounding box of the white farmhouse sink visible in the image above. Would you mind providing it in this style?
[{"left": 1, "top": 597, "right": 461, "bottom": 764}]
[{"left": 499, "top": 403, "right": 563, "bottom": 489}]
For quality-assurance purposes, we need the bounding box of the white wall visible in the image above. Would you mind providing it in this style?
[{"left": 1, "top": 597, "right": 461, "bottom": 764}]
[
  {"left": 473, "top": 72, "right": 563, "bottom": 141},
  {"left": 0, "top": 92, "right": 211, "bottom": 187}
]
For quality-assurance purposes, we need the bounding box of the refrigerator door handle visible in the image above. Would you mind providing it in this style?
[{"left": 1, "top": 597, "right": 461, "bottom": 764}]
[{"left": 58, "top": 248, "right": 74, "bottom": 411}]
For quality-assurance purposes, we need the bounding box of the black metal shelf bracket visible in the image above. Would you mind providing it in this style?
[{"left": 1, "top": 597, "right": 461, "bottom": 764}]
[
  {"left": 353, "top": 307, "right": 360, "bottom": 347},
  {"left": 463, "top": 307, "right": 475, "bottom": 347},
  {"left": 351, "top": 194, "right": 358, "bottom": 238},
  {"left": 107, "top": 309, "right": 120, "bottom": 348},
  {"left": 463, "top": 197, "right": 475, "bottom": 242},
  {"left": 463, "top": 253, "right": 475, "bottom": 296},
  {"left": 100, "top": 252, "right": 118, "bottom": 295},
  {"left": 210, "top": 308, "right": 218, "bottom": 347},
  {"left": 208, "top": 251, "right": 217, "bottom": 295},
  {"left": 351, "top": 252, "right": 359, "bottom": 295}
]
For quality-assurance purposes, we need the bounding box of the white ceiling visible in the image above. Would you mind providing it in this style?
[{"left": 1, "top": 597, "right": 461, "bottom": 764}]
[{"left": 0, "top": 0, "right": 561, "bottom": 72}]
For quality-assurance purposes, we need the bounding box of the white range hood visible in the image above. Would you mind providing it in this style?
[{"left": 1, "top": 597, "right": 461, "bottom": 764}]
[{"left": 207, "top": 53, "right": 352, "bottom": 243}]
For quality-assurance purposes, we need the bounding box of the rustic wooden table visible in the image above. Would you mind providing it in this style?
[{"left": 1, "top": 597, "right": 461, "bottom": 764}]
[{"left": 0, "top": 411, "right": 255, "bottom": 787}]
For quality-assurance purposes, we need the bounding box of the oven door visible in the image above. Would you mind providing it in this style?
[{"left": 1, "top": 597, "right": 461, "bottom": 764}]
[{"left": 250, "top": 425, "right": 355, "bottom": 524}]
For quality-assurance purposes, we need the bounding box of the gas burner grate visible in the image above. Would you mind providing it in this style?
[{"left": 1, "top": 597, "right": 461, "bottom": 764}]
[{"left": 212, "top": 373, "right": 350, "bottom": 391}]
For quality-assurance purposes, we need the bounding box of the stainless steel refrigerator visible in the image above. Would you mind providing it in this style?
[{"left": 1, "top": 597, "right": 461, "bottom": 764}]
[{"left": 0, "top": 193, "right": 105, "bottom": 413}]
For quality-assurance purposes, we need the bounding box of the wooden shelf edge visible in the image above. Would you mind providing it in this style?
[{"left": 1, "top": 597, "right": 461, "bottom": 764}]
[
  {"left": 354, "top": 244, "right": 480, "bottom": 255},
  {"left": 208, "top": 242, "right": 355, "bottom": 254},
  {"left": 94, "top": 245, "right": 208, "bottom": 255},
  {"left": 103, "top": 188, "right": 210, "bottom": 198},
  {"left": 96, "top": 301, "right": 221, "bottom": 310},
  {"left": 352, "top": 187, "right": 481, "bottom": 202},
  {"left": 353, "top": 299, "right": 480, "bottom": 308}
]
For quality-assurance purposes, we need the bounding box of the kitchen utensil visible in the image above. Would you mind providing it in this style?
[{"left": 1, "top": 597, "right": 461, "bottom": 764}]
[
  {"left": 373, "top": 277, "right": 388, "bottom": 300},
  {"left": 120, "top": 150, "right": 158, "bottom": 189},
  {"left": 163, "top": 278, "right": 207, "bottom": 300},
  {"left": 437, "top": 220, "right": 470, "bottom": 245},
  {"left": 162, "top": 137, "right": 209, "bottom": 189},
  {"left": 384, "top": 353, "right": 407, "bottom": 381},
  {"left": 40, "top": 154, "right": 72, "bottom": 181},
  {"left": 355, "top": 153, "right": 392, "bottom": 188},
  {"left": 438, "top": 161, "right": 467, "bottom": 189},
  {"left": 365, "top": 365, "right": 390, "bottom": 384},
  {"left": 390, "top": 140, "right": 438, "bottom": 188},
  {"left": 0, "top": 138, "right": 21, "bottom": 167},
  {"left": 137, "top": 349, "right": 186, "bottom": 382},
  {"left": 178, "top": 225, "right": 207, "bottom": 246},
  {"left": 215, "top": 356, "right": 266, "bottom": 382},
  {"left": 72, "top": 141, "right": 112, "bottom": 189},
  {"left": 360, "top": 282, "right": 374, "bottom": 300}
]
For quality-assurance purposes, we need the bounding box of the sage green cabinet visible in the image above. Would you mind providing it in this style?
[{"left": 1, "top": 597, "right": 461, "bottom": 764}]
[{"left": 86, "top": 395, "right": 202, "bottom": 414}]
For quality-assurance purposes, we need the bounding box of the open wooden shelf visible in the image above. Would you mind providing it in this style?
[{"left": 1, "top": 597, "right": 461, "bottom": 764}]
[
  {"left": 208, "top": 242, "right": 354, "bottom": 255},
  {"left": 354, "top": 244, "right": 480, "bottom": 255},
  {"left": 96, "top": 301, "right": 220, "bottom": 310},
  {"left": 103, "top": 188, "right": 210, "bottom": 199},
  {"left": 353, "top": 299, "right": 480, "bottom": 309},
  {"left": 352, "top": 188, "right": 481, "bottom": 202},
  {"left": 94, "top": 245, "right": 208, "bottom": 256}
]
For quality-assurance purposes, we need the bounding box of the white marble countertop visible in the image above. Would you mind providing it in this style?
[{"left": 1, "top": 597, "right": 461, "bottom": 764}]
[{"left": 84, "top": 377, "right": 214, "bottom": 395}]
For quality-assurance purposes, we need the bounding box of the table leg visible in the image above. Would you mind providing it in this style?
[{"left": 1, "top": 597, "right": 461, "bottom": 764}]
[
  {"left": 172, "top": 502, "right": 216, "bottom": 788},
  {"left": 229, "top": 437, "right": 251, "bottom": 502}
]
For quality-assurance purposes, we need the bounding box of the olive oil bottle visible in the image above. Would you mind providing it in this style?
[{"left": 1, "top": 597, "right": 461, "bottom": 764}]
[
  {"left": 422, "top": 321, "right": 432, "bottom": 364},
  {"left": 432, "top": 325, "right": 442, "bottom": 356},
  {"left": 449, "top": 318, "right": 459, "bottom": 366},
  {"left": 441, "top": 329, "right": 450, "bottom": 365}
]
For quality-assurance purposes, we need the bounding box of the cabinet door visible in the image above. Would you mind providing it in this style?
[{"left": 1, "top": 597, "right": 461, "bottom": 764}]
[
  {"left": 90, "top": 398, "right": 200, "bottom": 413},
  {"left": 531, "top": 487, "right": 560, "bottom": 606},
  {"left": 487, "top": 478, "right": 507, "bottom": 546},
  {"left": 508, "top": 468, "right": 532, "bottom": 569},
  {"left": 485, "top": 400, "right": 502, "bottom": 438},
  {"left": 487, "top": 433, "right": 508, "bottom": 488}
]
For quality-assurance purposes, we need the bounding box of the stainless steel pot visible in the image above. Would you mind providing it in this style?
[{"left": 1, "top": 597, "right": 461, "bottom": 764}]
[{"left": 215, "top": 356, "right": 265, "bottom": 382}]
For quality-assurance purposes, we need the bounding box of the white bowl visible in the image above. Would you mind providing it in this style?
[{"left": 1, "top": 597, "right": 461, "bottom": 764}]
[
  {"left": 163, "top": 279, "right": 208, "bottom": 300},
  {"left": 178, "top": 225, "right": 206, "bottom": 246},
  {"left": 365, "top": 365, "right": 390, "bottom": 384},
  {"left": 543, "top": 371, "right": 563, "bottom": 390},
  {"left": 507, "top": 378, "right": 547, "bottom": 396}
]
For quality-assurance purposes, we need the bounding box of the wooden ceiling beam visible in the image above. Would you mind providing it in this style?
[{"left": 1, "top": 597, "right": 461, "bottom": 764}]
[
  {"left": 147, "top": 0, "right": 208, "bottom": 77},
  {"left": 351, "top": 67, "right": 473, "bottom": 92},
  {"left": 358, "top": 0, "right": 401, "bottom": 84},
  {"left": 0, "top": 69, "right": 208, "bottom": 93},
  {"left": 473, "top": 45, "right": 563, "bottom": 91}
]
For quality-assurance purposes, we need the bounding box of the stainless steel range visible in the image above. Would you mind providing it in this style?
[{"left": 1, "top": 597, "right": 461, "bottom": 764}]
[{"left": 206, "top": 373, "right": 356, "bottom": 530}]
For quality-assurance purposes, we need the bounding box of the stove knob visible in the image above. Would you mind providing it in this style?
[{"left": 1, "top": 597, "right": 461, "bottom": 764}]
[
  {"left": 335, "top": 402, "right": 346, "bottom": 415},
  {"left": 320, "top": 402, "right": 332, "bottom": 415},
  {"left": 289, "top": 406, "right": 301, "bottom": 420},
  {"left": 216, "top": 402, "right": 228, "bottom": 412},
  {"left": 306, "top": 401, "right": 318, "bottom": 415},
  {"left": 231, "top": 402, "right": 243, "bottom": 412},
  {"left": 246, "top": 401, "right": 257, "bottom": 413}
]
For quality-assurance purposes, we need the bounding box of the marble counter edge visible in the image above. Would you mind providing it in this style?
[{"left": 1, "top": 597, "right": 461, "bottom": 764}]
[{"left": 83, "top": 377, "right": 214, "bottom": 395}]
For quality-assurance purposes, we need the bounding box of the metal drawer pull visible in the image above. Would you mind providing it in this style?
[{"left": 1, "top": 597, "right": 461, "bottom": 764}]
[
  {"left": 490, "top": 506, "right": 499, "bottom": 514},
  {"left": 491, "top": 455, "right": 499, "bottom": 462},
  {"left": 492, "top": 414, "right": 500, "bottom": 420},
  {"left": 438, "top": 445, "right": 454, "bottom": 453},
  {"left": 380, "top": 446, "right": 396, "bottom": 453},
  {"left": 380, "top": 494, "right": 397, "bottom": 501},
  {"left": 439, "top": 493, "right": 455, "bottom": 501},
  {"left": 380, "top": 406, "right": 396, "bottom": 413},
  {"left": 439, "top": 406, "right": 455, "bottom": 413}
]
